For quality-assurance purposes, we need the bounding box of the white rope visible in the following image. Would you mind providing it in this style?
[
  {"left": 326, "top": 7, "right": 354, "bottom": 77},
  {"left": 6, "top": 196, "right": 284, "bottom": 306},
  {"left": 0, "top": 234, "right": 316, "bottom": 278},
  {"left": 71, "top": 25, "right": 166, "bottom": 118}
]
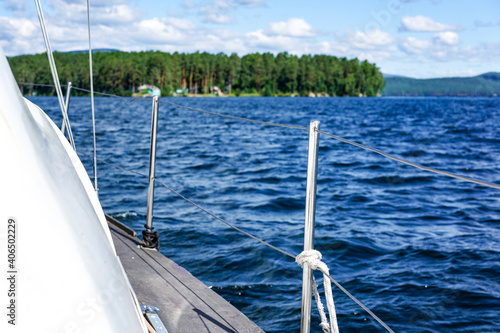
[{"left": 296, "top": 250, "right": 339, "bottom": 333}]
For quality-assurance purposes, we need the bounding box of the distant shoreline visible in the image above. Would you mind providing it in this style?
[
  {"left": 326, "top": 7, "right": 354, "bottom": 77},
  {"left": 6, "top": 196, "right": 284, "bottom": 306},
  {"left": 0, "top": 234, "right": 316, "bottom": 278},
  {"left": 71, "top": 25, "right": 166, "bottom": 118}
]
[
  {"left": 9, "top": 51, "right": 385, "bottom": 98},
  {"left": 381, "top": 72, "right": 500, "bottom": 97},
  {"left": 25, "top": 93, "right": 500, "bottom": 99}
]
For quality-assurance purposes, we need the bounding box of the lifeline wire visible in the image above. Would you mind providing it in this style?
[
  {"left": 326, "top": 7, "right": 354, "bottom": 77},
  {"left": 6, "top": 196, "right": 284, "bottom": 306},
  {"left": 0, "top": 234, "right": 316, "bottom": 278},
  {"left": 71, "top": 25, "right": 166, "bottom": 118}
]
[
  {"left": 153, "top": 177, "right": 296, "bottom": 259},
  {"left": 317, "top": 130, "right": 500, "bottom": 190},
  {"left": 155, "top": 98, "right": 498, "bottom": 191},
  {"left": 158, "top": 99, "right": 309, "bottom": 130},
  {"left": 17, "top": 82, "right": 65, "bottom": 88},
  {"left": 72, "top": 86, "right": 144, "bottom": 103},
  {"left": 33, "top": 0, "right": 76, "bottom": 151},
  {"left": 16, "top": 82, "right": 500, "bottom": 191},
  {"left": 324, "top": 274, "right": 395, "bottom": 333},
  {"left": 87, "top": 0, "right": 98, "bottom": 193},
  {"left": 76, "top": 150, "right": 395, "bottom": 333}
]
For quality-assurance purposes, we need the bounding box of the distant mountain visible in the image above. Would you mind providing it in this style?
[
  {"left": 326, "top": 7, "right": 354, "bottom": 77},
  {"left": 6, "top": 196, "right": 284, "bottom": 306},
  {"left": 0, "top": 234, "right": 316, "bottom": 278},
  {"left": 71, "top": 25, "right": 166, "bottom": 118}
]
[
  {"left": 382, "top": 72, "right": 500, "bottom": 96},
  {"left": 382, "top": 73, "right": 410, "bottom": 79}
]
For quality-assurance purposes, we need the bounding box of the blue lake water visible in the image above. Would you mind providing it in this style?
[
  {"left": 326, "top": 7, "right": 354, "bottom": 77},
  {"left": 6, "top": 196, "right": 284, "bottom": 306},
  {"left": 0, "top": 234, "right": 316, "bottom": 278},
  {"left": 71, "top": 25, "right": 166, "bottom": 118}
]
[{"left": 33, "top": 96, "right": 500, "bottom": 332}]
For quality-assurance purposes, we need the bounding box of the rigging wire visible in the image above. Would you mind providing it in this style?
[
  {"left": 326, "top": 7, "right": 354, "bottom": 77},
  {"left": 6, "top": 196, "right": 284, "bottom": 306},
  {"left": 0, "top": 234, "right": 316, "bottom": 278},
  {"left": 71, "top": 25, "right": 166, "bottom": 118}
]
[
  {"left": 153, "top": 177, "right": 296, "bottom": 259},
  {"left": 16, "top": 82, "right": 500, "bottom": 191},
  {"left": 18, "top": 82, "right": 143, "bottom": 103},
  {"left": 33, "top": 0, "right": 76, "bottom": 151},
  {"left": 87, "top": 0, "right": 98, "bottom": 193},
  {"left": 76, "top": 150, "right": 395, "bottom": 333},
  {"left": 17, "top": 82, "right": 66, "bottom": 88},
  {"left": 157, "top": 98, "right": 500, "bottom": 191},
  {"left": 72, "top": 86, "right": 145, "bottom": 102},
  {"left": 158, "top": 99, "right": 309, "bottom": 130},
  {"left": 317, "top": 130, "right": 500, "bottom": 190},
  {"left": 325, "top": 274, "right": 395, "bottom": 333}
]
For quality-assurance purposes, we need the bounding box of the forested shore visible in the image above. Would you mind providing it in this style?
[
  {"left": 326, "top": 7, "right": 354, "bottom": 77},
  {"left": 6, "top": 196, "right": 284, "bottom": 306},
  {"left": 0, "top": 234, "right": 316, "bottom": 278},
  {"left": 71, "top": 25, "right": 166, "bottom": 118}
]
[{"left": 9, "top": 51, "right": 385, "bottom": 97}]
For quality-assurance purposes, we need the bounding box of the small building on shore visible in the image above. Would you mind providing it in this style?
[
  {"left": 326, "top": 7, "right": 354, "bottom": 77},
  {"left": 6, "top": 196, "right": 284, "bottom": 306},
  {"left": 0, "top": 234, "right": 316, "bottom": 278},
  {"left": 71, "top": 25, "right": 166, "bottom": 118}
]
[
  {"left": 210, "top": 86, "right": 223, "bottom": 96},
  {"left": 135, "top": 84, "right": 161, "bottom": 97},
  {"left": 173, "top": 89, "right": 188, "bottom": 97}
]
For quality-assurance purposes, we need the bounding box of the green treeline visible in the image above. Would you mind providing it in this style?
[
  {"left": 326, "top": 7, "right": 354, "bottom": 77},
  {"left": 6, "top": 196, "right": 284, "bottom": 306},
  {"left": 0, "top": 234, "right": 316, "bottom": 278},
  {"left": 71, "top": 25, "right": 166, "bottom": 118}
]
[{"left": 9, "top": 51, "right": 385, "bottom": 97}]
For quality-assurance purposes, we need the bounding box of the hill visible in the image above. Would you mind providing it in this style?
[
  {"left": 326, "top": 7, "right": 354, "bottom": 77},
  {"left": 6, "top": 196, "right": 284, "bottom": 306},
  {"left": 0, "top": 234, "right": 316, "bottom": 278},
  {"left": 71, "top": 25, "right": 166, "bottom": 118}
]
[{"left": 382, "top": 73, "right": 500, "bottom": 97}]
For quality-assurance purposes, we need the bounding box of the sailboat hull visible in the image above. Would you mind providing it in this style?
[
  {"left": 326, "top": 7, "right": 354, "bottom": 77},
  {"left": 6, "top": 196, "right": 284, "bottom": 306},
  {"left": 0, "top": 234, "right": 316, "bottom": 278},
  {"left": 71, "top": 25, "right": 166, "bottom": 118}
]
[{"left": 0, "top": 48, "right": 146, "bottom": 332}]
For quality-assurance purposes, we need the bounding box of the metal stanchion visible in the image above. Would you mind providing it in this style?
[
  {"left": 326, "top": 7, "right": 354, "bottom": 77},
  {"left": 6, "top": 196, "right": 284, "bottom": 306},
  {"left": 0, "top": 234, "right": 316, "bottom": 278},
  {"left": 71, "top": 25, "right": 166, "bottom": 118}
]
[
  {"left": 61, "top": 81, "right": 72, "bottom": 131},
  {"left": 143, "top": 96, "right": 160, "bottom": 249},
  {"left": 60, "top": 81, "right": 76, "bottom": 150},
  {"left": 300, "top": 120, "right": 321, "bottom": 333}
]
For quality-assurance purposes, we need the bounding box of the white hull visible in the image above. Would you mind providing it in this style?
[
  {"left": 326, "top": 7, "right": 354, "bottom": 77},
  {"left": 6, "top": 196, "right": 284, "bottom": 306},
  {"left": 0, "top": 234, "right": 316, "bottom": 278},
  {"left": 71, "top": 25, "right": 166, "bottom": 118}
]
[{"left": 0, "top": 48, "right": 147, "bottom": 332}]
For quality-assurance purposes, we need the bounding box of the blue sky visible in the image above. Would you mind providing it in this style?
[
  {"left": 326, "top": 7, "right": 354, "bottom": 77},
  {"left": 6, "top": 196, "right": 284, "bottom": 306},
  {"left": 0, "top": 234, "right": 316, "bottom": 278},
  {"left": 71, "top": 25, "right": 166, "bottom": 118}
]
[{"left": 0, "top": 0, "right": 499, "bottom": 78}]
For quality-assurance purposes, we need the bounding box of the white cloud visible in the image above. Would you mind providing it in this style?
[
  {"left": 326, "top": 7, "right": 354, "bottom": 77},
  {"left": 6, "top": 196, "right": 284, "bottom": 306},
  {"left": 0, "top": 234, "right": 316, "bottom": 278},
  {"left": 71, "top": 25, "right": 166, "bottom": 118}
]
[
  {"left": 399, "top": 36, "right": 431, "bottom": 54},
  {"left": 349, "top": 29, "right": 394, "bottom": 49},
  {"left": 356, "top": 50, "right": 394, "bottom": 64},
  {"left": 401, "top": 15, "right": 459, "bottom": 32},
  {"left": 456, "top": 43, "right": 500, "bottom": 63},
  {"left": 200, "top": 9, "right": 232, "bottom": 24},
  {"left": 399, "top": 31, "right": 460, "bottom": 58},
  {"left": 316, "top": 41, "right": 350, "bottom": 55},
  {"left": 395, "top": 31, "right": 500, "bottom": 66},
  {"left": 433, "top": 31, "right": 459, "bottom": 45},
  {"left": 245, "top": 29, "right": 295, "bottom": 50},
  {"left": 50, "top": 0, "right": 141, "bottom": 26},
  {"left": 92, "top": 5, "right": 142, "bottom": 25},
  {"left": 399, "top": 37, "right": 448, "bottom": 59},
  {"left": 0, "top": 17, "right": 37, "bottom": 38},
  {"left": 267, "top": 18, "right": 315, "bottom": 37},
  {"left": 315, "top": 39, "right": 394, "bottom": 65},
  {"left": 164, "top": 17, "right": 198, "bottom": 31},
  {"left": 133, "top": 18, "right": 186, "bottom": 43},
  {"left": 0, "top": 16, "right": 41, "bottom": 54},
  {"left": 199, "top": 1, "right": 233, "bottom": 24}
]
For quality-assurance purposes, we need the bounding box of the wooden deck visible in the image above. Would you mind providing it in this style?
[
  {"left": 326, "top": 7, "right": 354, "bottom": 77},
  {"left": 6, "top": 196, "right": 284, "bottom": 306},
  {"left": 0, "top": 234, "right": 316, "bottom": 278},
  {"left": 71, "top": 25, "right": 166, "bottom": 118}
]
[{"left": 106, "top": 215, "right": 265, "bottom": 333}]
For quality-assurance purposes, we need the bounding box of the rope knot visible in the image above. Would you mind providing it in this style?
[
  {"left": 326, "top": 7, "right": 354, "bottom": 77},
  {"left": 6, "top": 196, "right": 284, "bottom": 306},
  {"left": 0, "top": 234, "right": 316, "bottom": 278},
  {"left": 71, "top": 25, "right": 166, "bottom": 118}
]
[
  {"left": 296, "top": 250, "right": 328, "bottom": 273},
  {"left": 296, "top": 250, "right": 339, "bottom": 333},
  {"left": 320, "top": 321, "right": 331, "bottom": 333}
]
